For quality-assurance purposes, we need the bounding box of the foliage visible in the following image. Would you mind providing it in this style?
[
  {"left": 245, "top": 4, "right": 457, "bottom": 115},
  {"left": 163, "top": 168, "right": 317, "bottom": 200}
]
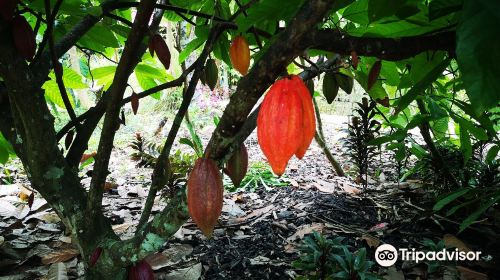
[
  {"left": 224, "top": 161, "right": 288, "bottom": 192},
  {"left": 343, "top": 98, "right": 381, "bottom": 188},
  {"left": 293, "top": 231, "right": 378, "bottom": 280}
]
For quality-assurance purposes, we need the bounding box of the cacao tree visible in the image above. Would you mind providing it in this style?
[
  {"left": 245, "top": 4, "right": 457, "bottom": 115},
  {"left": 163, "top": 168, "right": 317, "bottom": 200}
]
[{"left": 0, "top": 0, "right": 499, "bottom": 278}]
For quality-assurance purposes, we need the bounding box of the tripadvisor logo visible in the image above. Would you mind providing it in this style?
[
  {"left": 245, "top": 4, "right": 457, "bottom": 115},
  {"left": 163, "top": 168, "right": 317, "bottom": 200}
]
[{"left": 374, "top": 244, "right": 482, "bottom": 267}]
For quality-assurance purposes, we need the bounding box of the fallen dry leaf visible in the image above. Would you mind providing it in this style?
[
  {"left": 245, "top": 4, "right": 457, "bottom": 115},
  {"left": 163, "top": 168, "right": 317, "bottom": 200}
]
[
  {"left": 287, "top": 223, "right": 325, "bottom": 242},
  {"left": 457, "top": 266, "right": 488, "bottom": 280},
  {"left": 360, "top": 234, "right": 380, "bottom": 248},
  {"left": 42, "top": 248, "right": 79, "bottom": 265},
  {"left": 443, "top": 234, "right": 471, "bottom": 252}
]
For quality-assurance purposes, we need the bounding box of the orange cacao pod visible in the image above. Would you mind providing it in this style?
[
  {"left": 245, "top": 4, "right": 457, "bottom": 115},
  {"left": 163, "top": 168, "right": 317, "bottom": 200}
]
[
  {"left": 12, "top": 15, "right": 36, "bottom": 61},
  {"left": 257, "top": 75, "right": 315, "bottom": 175},
  {"left": 293, "top": 76, "right": 316, "bottom": 159},
  {"left": 229, "top": 36, "right": 250, "bottom": 76},
  {"left": 150, "top": 34, "right": 170, "bottom": 70},
  {"left": 131, "top": 92, "right": 139, "bottom": 115},
  {"left": 128, "top": 260, "right": 154, "bottom": 280},
  {"left": 367, "top": 60, "right": 381, "bottom": 90},
  {"left": 187, "top": 158, "right": 223, "bottom": 236},
  {"left": 224, "top": 144, "right": 248, "bottom": 188}
]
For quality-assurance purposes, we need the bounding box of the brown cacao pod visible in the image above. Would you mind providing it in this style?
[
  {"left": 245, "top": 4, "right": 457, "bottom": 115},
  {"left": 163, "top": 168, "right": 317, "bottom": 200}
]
[
  {"left": 322, "top": 73, "right": 339, "bottom": 104},
  {"left": 224, "top": 144, "right": 248, "bottom": 188},
  {"left": 205, "top": 58, "right": 218, "bottom": 91},
  {"left": 131, "top": 92, "right": 139, "bottom": 115},
  {"left": 151, "top": 34, "right": 171, "bottom": 70},
  {"left": 229, "top": 36, "right": 250, "bottom": 76},
  {"left": 89, "top": 247, "right": 103, "bottom": 267},
  {"left": 367, "top": 60, "right": 381, "bottom": 90},
  {"left": 257, "top": 75, "right": 315, "bottom": 175},
  {"left": 12, "top": 15, "right": 36, "bottom": 61},
  {"left": 187, "top": 158, "right": 223, "bottom": 236},
  {"left": 128, "top": 260, "right": 154, "bottom": 280},
  {"left": 335, "top": 73, "right": 354, "bottom": 95},
  {"left": 65, "top": 130, "right": 74, "bottom": 150},
  {"left": 0, "top": 0, "right": 17, "bottom": 22},
  {"left": 351, "top": 51, "right": 359, "bottom": 70},
  {"left": 294, "top": 76, "right": 316, "bottom": 159}
]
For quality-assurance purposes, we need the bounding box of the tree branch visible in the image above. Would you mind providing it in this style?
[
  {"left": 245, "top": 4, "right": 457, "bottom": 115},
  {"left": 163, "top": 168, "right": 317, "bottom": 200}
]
[
  {"left": 87, "top": 0, "right": 157, "bottom": 220},
  {"left": 44, "top": 0, "right": 79, "bottom": 131},
  {"left": 135, "top": 23, "right": 229, "bottom": 233},
  {"left": 307, "top": 30, "right": 456, "bottom": 61}
]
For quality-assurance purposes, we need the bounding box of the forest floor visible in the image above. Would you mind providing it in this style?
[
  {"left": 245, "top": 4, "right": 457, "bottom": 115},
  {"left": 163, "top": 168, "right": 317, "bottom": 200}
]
[{"left": 0, "top": 115, "right": 498, "bottom": 280}]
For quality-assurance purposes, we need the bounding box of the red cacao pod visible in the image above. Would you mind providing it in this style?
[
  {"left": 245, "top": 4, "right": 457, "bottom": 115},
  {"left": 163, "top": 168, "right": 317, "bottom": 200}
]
[
  {"left": 12, "top": 15, "right": 36, "bottom": 61},
  {"left": 131, "top": 92, "right": 139, "bottom": 115},
  {"left": 0, "top": 0, "right": 17, "bottom": 22},
  {"left": 187, "top": 158, "right": 223, "bottom": 236},
  {"left": 128, "top": 260, "right": 154, "bottom": 280},
  {"left": 151, "top": 34, "right": 170, "bottom": 70},
  {"left": 351, "top": 51, "right": 359, "bottom": 70},
  {"left": 229, "top": 36, "right": 250, "bottom": 76},
  {"left": 224, "top": 144, "right": 248, "bottom": 188},
  {"left": 89, "top": 247, "right": 103, "bottom": 267},
  {"left": 367, "top": 60, "right": 381, "bottom": 90},
  {"left": 257, "top": 75, "right": 310, "bottom": 176},
  {"left": 292, "top": 76, "right": 316, "bottom": 159}
]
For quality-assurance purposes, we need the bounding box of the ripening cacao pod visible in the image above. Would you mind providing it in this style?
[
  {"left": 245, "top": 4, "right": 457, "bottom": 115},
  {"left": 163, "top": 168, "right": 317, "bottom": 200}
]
[
  {"left": 351, "top": 51, "right": 359, "bottom": 70},
  {"left": 150, "top": 34, "right": 171, "bottom": 70},
  {"left": 0, "top": 0, "right": 17, "bottom": 22},
  {"left": 257, "top": 75, "right": 315, "bottom": 175},
  {"left": 12, "top": 15, "right": 36, "bottom": 61},
  {"left": 367, "top": 60, "right": 381, "bottom": 90},
  {"left": 128, "top": 260, "right": 154, "bottom": 280},
  {"left": 322, "top": 73, "right": 339, "bottom": 104},
  {"left": 205, "top": 59, "right": 218, "bottom": 91},
  {"left": 229, "top": 36, "right": 250, "bottom": 76},
  {"left": 80, "top": 151, "right": 97, "bottom": 164},
  {"left": 187, "top": 158, "right": 223, "bottom": 236},
  {"left": 89, "top": 247, "right": 103, "bottom": 267},
  {"left": 335, "top": 73, "right": 354, "bottom": 95},
  {"left": 294, "top": 76, "right": 316, "bottom": 159},
  {"left": 131, "top": 92, "right": 139, "bottom": 115},
  {"left": 224, "top": 144, "right": 248, "bottom": 188},
  {"left": 65, "top": 130, "right": 74, "bottom": 149}
]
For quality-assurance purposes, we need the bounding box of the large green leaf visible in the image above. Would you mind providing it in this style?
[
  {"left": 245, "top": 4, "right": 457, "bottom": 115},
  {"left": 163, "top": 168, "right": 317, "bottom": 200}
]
[
  {"left": 368, "top": 0, "right": 406, "bottom": 23},
  {"left": 92, "top": 66, "right": 117, "bottom": 90},
  {"left": 395, "top": 58, "right": 451, "bottom": 114},
  {"left": 428, "top": 0, "right": 463, "bottom": 20},
  {"left": 456, "top": 0, "right": 500, "bottom": 114},
  {"left": 433, "top": 188, "right": 470, "bottom": 211}
]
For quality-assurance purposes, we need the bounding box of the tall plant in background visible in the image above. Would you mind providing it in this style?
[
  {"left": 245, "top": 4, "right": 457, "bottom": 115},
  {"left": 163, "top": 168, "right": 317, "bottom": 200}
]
[{"left": 343, "top": 98, "right": 381, "bottom": 189}]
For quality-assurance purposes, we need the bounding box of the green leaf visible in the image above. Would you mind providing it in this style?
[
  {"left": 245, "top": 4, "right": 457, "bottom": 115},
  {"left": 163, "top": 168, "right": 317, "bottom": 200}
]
[
  {"left": 433, "top": 188, "right": 470, "bottom": 211},
  {"left": 368, "top": 0, "right": 406, "bottom": 23},
  {"left": 429, "top": 0, "right": 463, "bottom": 20},
  {"left": 92, "top": 66, "right": 117, "bottom": 90},
  {"left": 459, "top": 196, "right": 499, "bottom": 232},
  {"left": 451, "top": 114, "right": 488, "bottom": 141},
  {"left": 179, "top": 37, "right": 205, "bottom": 64},
  {"left": 459, "top": 127, "right": 472, "bottom": 163},
  {"left": 395, "top": 58, "right": 451, "bottom": 113},
  {"left": 0, "top": 145, "right": 8, "bottom": 164},
  {"left": 42, "top": 80, "right": 75, "bottom": 109},
  {"left": 456, "top": 0, "right": 500, "bottom": 114},
  {"left": 486, "top": 145, "right": 499, "bottom": 164}
]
